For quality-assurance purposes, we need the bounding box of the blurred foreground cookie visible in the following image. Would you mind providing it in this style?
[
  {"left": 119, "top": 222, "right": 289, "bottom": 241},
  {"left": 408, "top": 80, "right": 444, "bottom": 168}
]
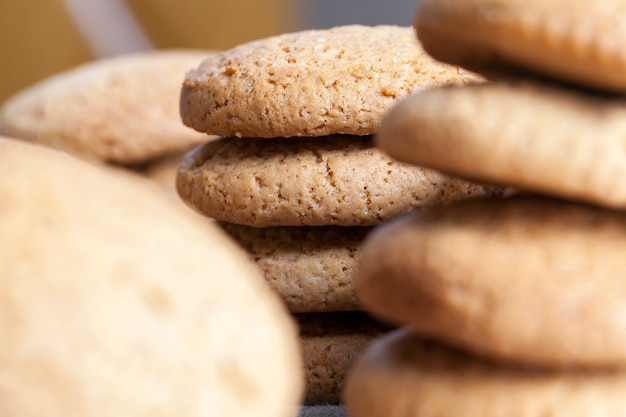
[
  {"left": 0, "top": 138, "right": 302, "bottom": 417},
  {"left": 416, "top": 0, "right": 626, "bottom": 92},
  {"left": 0, "top": 50, "right": 213, "bottom": 165},
  {"left": 297, "top": 312, "right": 392, "bottom": 404},
  {"left": 357, "top": 196, "right": 626, "bottom": 368},
  {"left": 178, "top": 135, "right": 504, "bottom": 226},
  {"left": 344, "top": 329, "right": 626, "bottom": 417},
  {"left": 181, "top": 25, "right": 483, "bottom": 138},
  {"left": 378, "top": 81, "right": 626, "bottom": 209}
]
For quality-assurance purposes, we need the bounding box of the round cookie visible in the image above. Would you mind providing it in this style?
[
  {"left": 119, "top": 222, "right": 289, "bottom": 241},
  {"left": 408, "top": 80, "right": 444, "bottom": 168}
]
[
  {"left": 0, "top": 137, "right": 302, "bottom": 417},
  {"left": 357, "top": 196, "right": 626, "bottom": 368},
  {"left": 177, "top": 135, "right": 505, "bottom": 227},
  {"left": 0, "top": 50, "right": 213, "bottom": 164},
  {"left": 415, "top": 0, "right": 626, "bottom": 93},
  {"left": 220, "top": 223, "right": 370, "bottom": 312},
  {"left": 296, "top": 312, "right": 392, "bottom": 405},
  {"left": 378, "top": 80, "right": 626, "bottom": 210},
  {"left": 344, "top": 328, "right": 626, "bottom": 417},
  {"left": 180, "top": 25, "right": 483, "bottom": 138}
]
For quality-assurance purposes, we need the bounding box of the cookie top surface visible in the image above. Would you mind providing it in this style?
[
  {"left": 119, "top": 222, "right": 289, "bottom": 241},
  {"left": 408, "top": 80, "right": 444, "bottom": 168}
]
[
  {"left": 221, "top": 223, "right": 370, "bottom": 313},
  {"left": 177, "top": 135, "right": 505, "bottom": 227},
  {"left": 0, "top": 50, "right": 213, "bottom": 164},
  {"left": 416, "top": 0, "right": 626, "bottom": 92},
  {"left": 344, "top": 329, "right": 626, "bottom": 417},
  {"left": 378, "top": 80, "right": 626, "bottom": 209},
  {"left": 180, "top": 25, "right": 483, "bottom": 138},
  {"left": 0, "top": 138, "right": 302, "bottom": 417},
  {"left": 357, "top": 196, "right": 626, "bottom": 368}
]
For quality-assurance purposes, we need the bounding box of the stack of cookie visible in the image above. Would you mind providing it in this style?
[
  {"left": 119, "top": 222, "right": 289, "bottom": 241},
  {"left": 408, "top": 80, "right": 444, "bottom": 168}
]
[
  {"left": 176, "top": 25, "right": 507, "bottom": 404},
  {"left": 0, "top": 50, "right": 216, "bottom": 195},
  {"left": 345, "top": 1, "right": 626, "bottom": 416}
]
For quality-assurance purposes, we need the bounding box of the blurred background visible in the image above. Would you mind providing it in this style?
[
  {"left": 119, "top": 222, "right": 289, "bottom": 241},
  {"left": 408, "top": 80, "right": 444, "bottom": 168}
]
[{"left": 0, "top": 0, "right": 421, "bottom": 104}]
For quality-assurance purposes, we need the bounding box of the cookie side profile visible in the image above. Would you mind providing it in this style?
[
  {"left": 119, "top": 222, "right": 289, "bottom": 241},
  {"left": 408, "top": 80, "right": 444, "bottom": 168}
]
[
  {"left": 344, "top": 329, "right": 626, "bottom": 417},
  {"left": 177, "top": 135, "right": 505, "bottom": 227},
  {"left": 357, "top": 196, "right": 626, "bottom": 368},
  {"left": 0, "top": 50, "right": 213, "bottom": 164},
  {"left": 0, "top": 138, "right": 302, "bottom": 417},
  {"left": 181, "top": 25, "right": 483, "bottom": 138},
  {"left": 296, "top": 312, "right": 392, "bottom": 404},
  {"left": 415, "top": 0, "right": 626, "bottom": 92},
  {"left": 220, "top": 223, "right": 370, "bottom": 312},
  {"left": 377, "top": 81, "right": 626, "bottom": 209}
]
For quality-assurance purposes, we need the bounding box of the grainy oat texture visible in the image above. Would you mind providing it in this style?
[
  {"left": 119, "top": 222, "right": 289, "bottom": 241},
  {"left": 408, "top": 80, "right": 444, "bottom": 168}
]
[
  {"left": 296, "top": 312, "right": 392, "bottom": 405},
  {"left": 0, "top": 138, "right": 303, "bottom": 417},
  {"left": 416, "top": 0, "right": 626, "bottom": 93},
  {"left": 180, "top": 25, "right": 483, "bottom": 138},
  {"left": 0, "top": 50, "right": 213, "bottom": 164},
  {"left": 378, "top": 80, "right": 626, "bottom": 209},
  {"left": 220, "top": 223, "right": 370, "bottom": 312},
  {"left": 177, "top": 135, "right": 506, "bottom": 226},
  {"left": 357, "top": 196, "right": 626, "bottom": 368},
  {"left": 344, "top": 329, "right": 626, "bottom": 417}
]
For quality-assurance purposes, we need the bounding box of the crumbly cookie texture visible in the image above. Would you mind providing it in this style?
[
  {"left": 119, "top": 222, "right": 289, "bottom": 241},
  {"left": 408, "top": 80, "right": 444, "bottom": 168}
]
[
  {"left": 177, "top": 135, "right": 506, "bottom": 227},
  {"left": 378, "top": 80, "right": 626, "bottom": 209},
  {"left": 345, "top": 328, "right": 626, "bottom": 417},
  {"left": 220, "top": 223, "right": 370, "bottom": 312},
  {"left": 181, "top": 25, "right": 483, "bottom": 138},
  {"left": 0, "top": 137, "right": 302, "bottom": 417},
  {"left": 416, "top": 0, "right": 626, "bottom": 92},
  {"left": 296, "top": 312, "right": 392, "bottom": 405},
  {"left": 357, "top": 196, "right": 626, "bottom": 368},
  {"left": 0, "top": 50, "right": 213, "bottom": 164}
]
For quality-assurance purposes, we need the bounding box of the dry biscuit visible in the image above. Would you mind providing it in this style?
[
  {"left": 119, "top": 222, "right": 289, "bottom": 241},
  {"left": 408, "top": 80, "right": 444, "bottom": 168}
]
[
  {"left": 0, "top": 137, "right": 302, "bottom": 417},
  {"left": 357, "top": 196, "right": 626, "bottom": 368},
  {"left": 344, "top": 328, "right": 626, "bottom": 417},
  {"left": 220, "top": 223, "right": 370, "bottom": 312},
  {"left": 416, "top": 0, "right": 626, "bottom": 92},
  {"left": 181, "top": 25, "right": 483, "bottom": 138},
  {"left": 0, "top": 50, "right": 213, "bottom": 164},
  {"left": 177, "top": 135, "right": 505, "bottom": 227},
  {"left": 378, "top": 81, "right": 626, "bottom": 209},
  {"left": 296, "top": 312, "right": 392, "bottom": 405}
]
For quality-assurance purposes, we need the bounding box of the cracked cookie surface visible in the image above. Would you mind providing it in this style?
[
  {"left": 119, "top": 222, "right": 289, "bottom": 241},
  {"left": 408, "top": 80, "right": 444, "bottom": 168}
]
[
  {"left": 177, "top": 135, "right": 505, "bottom": 227},
  {"left": 180, "top": 25, "right": 483, "bottom": 138}
]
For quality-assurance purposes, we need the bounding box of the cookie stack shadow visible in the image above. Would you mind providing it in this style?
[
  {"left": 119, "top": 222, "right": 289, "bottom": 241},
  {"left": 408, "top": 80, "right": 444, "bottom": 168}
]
[
  {"left": 175, "top": 25, "right": 507, "bottom": 405},
  {"left": 344, "top": 1, "right": 626, "bottom": 416}
]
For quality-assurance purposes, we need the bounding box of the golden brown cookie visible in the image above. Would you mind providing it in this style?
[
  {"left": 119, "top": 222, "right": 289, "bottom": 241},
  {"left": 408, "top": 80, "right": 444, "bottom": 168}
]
[
  {"left": 357, "top": 196, "right": 626, "bottom": 368},
  {"left": 0, "top": 50, "right": 213, "bottom": 164},
  {"left": 296, "top": 312, "right": 392, "bottom": 405},
  {"left": 378, "top": 80, "right": 626, "bottom": 209},
  {"left": 177, "top": 135, "right": 505, "bottom": 227},
  {"left": 344, "top": 328, "right": 626, "bottom": 417},
  {"left": 220, "top": 223, "right": 370, "bottom": 312},
  {"left": 415, "top": 0, "right": 626, "bottom": 92},
  {"left": 180, "top": 25, "right": 483, "bottom": 138},
  {"left": 0, "top": 137, "right": 302, "bottom": 417}
]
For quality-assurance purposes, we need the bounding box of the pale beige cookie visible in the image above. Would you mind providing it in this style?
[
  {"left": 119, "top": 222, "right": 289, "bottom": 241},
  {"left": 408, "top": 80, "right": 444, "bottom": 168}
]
[
  {"left": 177, "top": 135, "right": 505, "bottom": 227},
  {"left": 378, "top": 80, "right": 626, "bottom": 209},
  {"left": 416, "top": 0, "right": 626, "bottom": 92},
  {"left": 220, "top": 223, "right": 370, "bottom": 312},
  {"left": 0, "top": 137, "right": 302, "bottom": 417},
  {"left": 357, "top": 196, "right": 626, "bottom": 368},
  {"left": 344, "top": 328, "right": 626, "bottom": 417},
  {"left": 297, "top": 312, "right": 392, "bottom": 405},
  {"left": 0, "top": 50, "right": 214, "bottom": 164},
  {"left": 181, "top": 25, "right": 483, "bottom": 138}
]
